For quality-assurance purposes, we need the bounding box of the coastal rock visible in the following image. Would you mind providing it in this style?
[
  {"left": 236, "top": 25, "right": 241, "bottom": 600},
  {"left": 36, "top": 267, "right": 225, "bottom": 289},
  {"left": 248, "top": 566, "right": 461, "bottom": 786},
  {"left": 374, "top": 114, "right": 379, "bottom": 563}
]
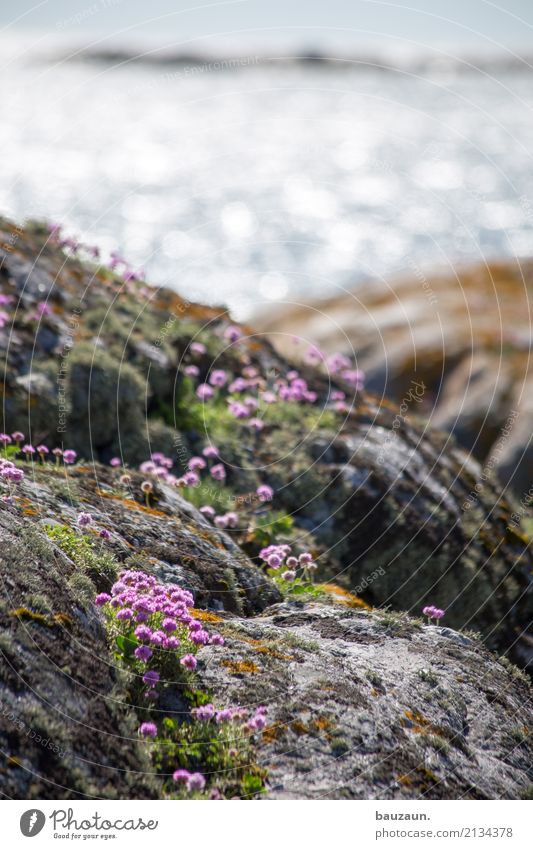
[
  {"left": 256, "top": 259, "right": 533, "bottom": 497},
  {"left": 0, "top": 219, "right": 531, "bottom": 670}
]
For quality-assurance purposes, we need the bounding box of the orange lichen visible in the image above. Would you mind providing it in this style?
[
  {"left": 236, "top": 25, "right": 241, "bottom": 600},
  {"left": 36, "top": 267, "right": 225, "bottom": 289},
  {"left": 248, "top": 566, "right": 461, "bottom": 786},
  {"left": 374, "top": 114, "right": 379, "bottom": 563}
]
[
  {"left": 190, "top": 609, "right": 223, "bottom": 623},
  {"left": 320, "top": 583, "right": 371, "bottom": 610},
  {"left": 222, "top": 659, "right": 260, "bottom": 675}
]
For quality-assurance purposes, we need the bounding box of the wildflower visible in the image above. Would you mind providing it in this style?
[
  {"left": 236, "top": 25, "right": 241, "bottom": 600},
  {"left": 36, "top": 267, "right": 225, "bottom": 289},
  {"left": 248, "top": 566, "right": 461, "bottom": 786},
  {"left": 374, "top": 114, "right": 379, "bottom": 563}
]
[
  {"left": 0, "top": 434, "right": 12, "bottom": 446},
  {"left": 305, "top": 344, "right": 324, "bottom": 364},
  {"left": 22, "top": 444, "right": 35, "bottom": 461},
  {"left": 299, "top": 552, "right": 313, "bottom": 566},
  {"left": 199, "top": 505, "right": 216, "bottom": 519},
  {"left": 184, "top": 364, "right": 199, "bottom": 377},
  {"left": 422, "top": 605, "right": 445, "bottom": 624},
  {"left": 142, "top": 670, "right": 160, "bottom": 687},
  {"left": 210, "top": 634, "right": 225, "bottom": 646},
  {"left": 173, "top": 769, "right": 191, "bottom": 783},
  {"left": 134, "top": 645, "right": 153, "bottom": 662},
  {"left": 141, "top": 480, "right": 153, "bottom": 506},
  {"left": 192, "top": 704, "right": 215, "bottom": 721},
  {"left": 99, "top": 528, "right": 111, "bottom": 540},
  {"left": 215, "top": 709, "right": 232, "bottom": 723},
  {"left": 282, "top": 570, "right": 296, "bottom": 581},
  {"left": 134, "top": 625, "right": 152, "bottom": 642},
  {"left": 119, "top": 474, "right": 131, "bottom": 485},
  {"left": 248, "top": 418, "right": 264, "bottom": 432},
  {"left": 256, "top": 484, "right": 274, "bottom": 502},
  {"left": 2, "top": 466, "right": 24, "bottom": 483},
  {"left": 202, "top": 445, "right": 219, "bottom": 458},
  {"left": 139, "top": 722, "right": 157, "bottom": 738},
  {"left": 248, "top": 714, "right": 267, "bottom": 731},
  {"left": 186, "top": 773, "right": 206, "bottom": 792},
  {"left": 224, "top": 511, "right": 239, "bottom": 528},
  {"left": 36, "top": 444, "right": 49, "bottom": 461},
  {"left": 150, "top": 631, "right": 166, "bottom": 646},
  {"left": 224, "top": 325, "right": 242, "bottom": 343},
  {"left": 327, "top": 353, "right": 351, "bottom": 373},
  {"left": 229, "top": 377, "right": 247, "bottom": 393},
  {"left": 63, "top": 449, "right": 77, "bottom": 464},
  {"left": 209, "top": 369, "right": 227, "bottom": 387},
  {"left": 11, "top": 431, "right": 24, "bottom": 445},
  {"left": 110, "top": 457, "right": 122, "bottom": 467},
  {"left": 52, "top": 447, "right": 63, "bottom": 465},
  {"left": 190, "top": 342, "right": 206, "bottom": 355},
  {"left": 183, "top": 471, "right": 200, "bottom": 487},
  {"left": 286, "top": 556, "right": 298, "bottom": 568},
  {"left": 210, "top": 463, "right": 226, "bottom": 481},
  {"left": 162, "top": 618, "right": 177, "bottom": 633},
  {"left": 214, "top": 516, "right": 228, "bottom": 529},
  {"left": 180, "top": 653, "right": 197, "bottom": 672},
  {"left": 77, "top": 512, "right": 92, "bottom": 527},
  {"left": 341, "top": 368, "right": 365, "bottom": 389},
  {"left": 196, "top": 383, "right": 214, "bottom": 401},
  {"left": 95, "top": 593, "right": 111, "bottom": 606},
  {"left": 116, "top": 608, "right": 133, "bottom": 620},
  {"left": 188, "top": 456, "right": 206, "bottom": 472}
]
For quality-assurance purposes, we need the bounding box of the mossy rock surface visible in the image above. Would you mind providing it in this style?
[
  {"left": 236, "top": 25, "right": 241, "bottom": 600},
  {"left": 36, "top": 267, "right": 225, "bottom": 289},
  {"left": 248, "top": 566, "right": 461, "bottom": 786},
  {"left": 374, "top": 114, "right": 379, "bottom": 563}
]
[{"left": 0, "top": 218, "right": 531, "bottom": 672}]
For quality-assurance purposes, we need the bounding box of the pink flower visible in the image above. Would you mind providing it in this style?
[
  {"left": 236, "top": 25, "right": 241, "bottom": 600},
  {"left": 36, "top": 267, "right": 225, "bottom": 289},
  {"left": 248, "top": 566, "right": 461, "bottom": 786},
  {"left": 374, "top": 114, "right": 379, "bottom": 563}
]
[
  {"left": 63, "top": 449, "right": 77, "bottom": 464},
  {"left": 210, "top": 463, "right": 226, "bottom": 481},
  {"left": 209, "top": 369, "right": 227, "bottom": 387},
  {"left": 142, "top": 670, "right": 160, "bottom": 687},
  {"left": 202, "top": 445, "right": 219, "bottom": 458},
  {"left": 77, "top": 512, "right": 92, "bottom": 527},
  {"left": 199, "top": 505, "right": 216, "bottom": 519},
  {"left": 188, "top": 456, "right": 206, "bottom": 472},
  {"left": 110, "top": 457, "right": 122, "bottom": 467},
  {"left": 134, "top": 645, "right": 153, "bottom": 662},
  {"left": 139, "top": 722, "right": 157, "bottom": 738},
  {"left": 11, "top": 431, "right": 24, "bottom": 443},
  {"left": 0, "top": 433, "right": 12, "bottom": 445},
  {"left": 196, "top": 383, "right": 214, "bottom": 401},
  {"left": 180, "top": 653, "right": 197, "bottom": 671},
  {"left": 282, "top": 570, "right": 296, "bottom": 581},
  {"left": 184, "top": 364, "right": 200, "bottom": 377},
  {"left": 95, "top": 593, "right": 111, "bottom": 606},
  {"left": 256, "top": 484, "right": 274, "bottom": 502},
  {"left": 224, "top": 325, "right": 242, "bottom": 342},
  {"left": 183, "top": 471, "right": 200, "bottom": 487},
  {"left": 186, "top": 772, "right": 206, "bottom": 792},
  {"left": 248, "top": 418, "right": 264, "bottom": 432},
  {"left": 173, "top": 769, "right": 191, "bottom": 783},
  {"left": 190, "top": 342, "right": 206, "bottom": 355},
  {"left": 99, "top": 528, "right": 111, "bottom": 540}
]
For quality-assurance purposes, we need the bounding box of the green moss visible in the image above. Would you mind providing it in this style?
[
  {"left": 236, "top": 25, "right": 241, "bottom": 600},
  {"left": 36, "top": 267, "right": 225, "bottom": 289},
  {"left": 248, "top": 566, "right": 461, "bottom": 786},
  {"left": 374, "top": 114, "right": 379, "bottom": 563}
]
[{"left": 45, "top": 524, "right": 118, "bottom": 590}]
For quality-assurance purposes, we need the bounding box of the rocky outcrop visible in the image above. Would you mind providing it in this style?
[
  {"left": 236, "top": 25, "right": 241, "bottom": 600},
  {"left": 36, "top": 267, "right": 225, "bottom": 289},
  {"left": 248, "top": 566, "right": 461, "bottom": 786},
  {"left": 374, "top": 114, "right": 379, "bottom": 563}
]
[
  {"left": 0, "top": 220, "right": 532, "bottom": 800},
  {"left": 0, "top": 219, "right": 531, "bottom": 670},
  {"left": 202, "top": 602, "right": 532, "bottom": 800},
  {"left": 256, "top": 259, "right": 533, "bottom": 498},
  {"left": 0, "top": 486, "right": 531, "bottom": 799}
]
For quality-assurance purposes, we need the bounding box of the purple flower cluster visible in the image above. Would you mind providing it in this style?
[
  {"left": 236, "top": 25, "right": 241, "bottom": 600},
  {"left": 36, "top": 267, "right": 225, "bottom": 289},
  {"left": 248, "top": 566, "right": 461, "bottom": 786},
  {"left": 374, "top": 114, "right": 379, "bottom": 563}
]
[
  {"left": 0, "top": 434, "right": 77, "bottom": 466},
  {"left": 191, "top": 702, "right": 267, "bottom": 731},
  {"left": 95, "top": 570, "right": 224, "bottom": 700},
  {"left": 258, "top": 544, "right": 316, "bottom": 580},
  {"left": 422, "top": 605, "right": 445, "bottom": 623},
  {"left": 172, "top": 770, "right": 206, "bottom": 793}
]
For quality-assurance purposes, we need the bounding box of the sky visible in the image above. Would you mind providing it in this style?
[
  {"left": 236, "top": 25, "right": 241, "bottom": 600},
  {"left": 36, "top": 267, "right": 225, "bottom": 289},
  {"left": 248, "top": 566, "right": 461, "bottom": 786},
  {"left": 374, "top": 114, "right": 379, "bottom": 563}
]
[{"left": 2, "top": 0, "right": 533, "bottom": 53}]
